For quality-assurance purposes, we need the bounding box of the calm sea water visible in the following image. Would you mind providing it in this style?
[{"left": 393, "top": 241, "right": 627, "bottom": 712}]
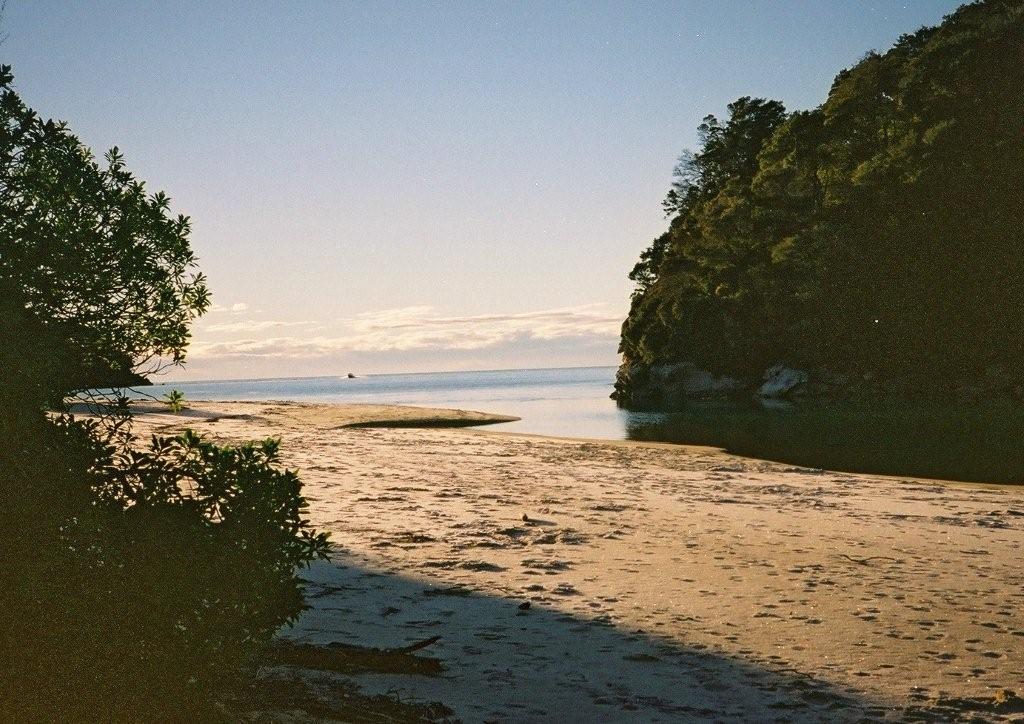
[
  {"left": 154, "top": 366, "right": 661, "bottom": 439},
  {"left": 152, "top": 366, "right": 1024, "bottom": 484}
]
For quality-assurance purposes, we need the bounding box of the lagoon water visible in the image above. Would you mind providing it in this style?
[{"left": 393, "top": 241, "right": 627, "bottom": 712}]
[{"left": 153, "top": 365, "right": 1023, "bottom": 484}]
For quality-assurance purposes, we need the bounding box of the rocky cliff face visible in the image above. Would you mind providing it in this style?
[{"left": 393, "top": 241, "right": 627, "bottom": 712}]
[
  {"left": 612, "top": 361, "right": 815, "bottom": 409},
  {"left": 611, "top": 360, "right": 1024, "bottom": 410},
  {"left": 611, "top": 361, "right": 741, "bottom": 409}
]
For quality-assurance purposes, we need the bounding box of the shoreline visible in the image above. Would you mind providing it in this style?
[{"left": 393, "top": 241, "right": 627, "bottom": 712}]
[
  {"left": 124, "top": 400, "right": 1024, "bottom": 720},
  {"left": 120, "top": 398, "right": 1024, "bottom": 490},
  {"left": 467, "top": 426, "right": 1024, "bottom": 492}
]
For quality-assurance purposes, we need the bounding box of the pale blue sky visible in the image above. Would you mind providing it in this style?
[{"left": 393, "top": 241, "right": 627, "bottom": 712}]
[{"left": 7, "top": 1, "right": 963, "bottom": 379}]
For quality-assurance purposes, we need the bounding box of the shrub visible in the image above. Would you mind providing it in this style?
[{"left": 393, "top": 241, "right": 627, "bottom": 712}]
[
  {"left": 0, "top": 65, "right": 329, "bottom": 720},
  {"left": 164, "top": 388, "right": 186, "bottom": 414}
]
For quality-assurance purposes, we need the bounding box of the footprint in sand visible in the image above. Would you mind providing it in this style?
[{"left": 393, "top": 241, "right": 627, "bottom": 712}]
[{"left": 522, "top": 558, "right": 573, "bottom": 572}]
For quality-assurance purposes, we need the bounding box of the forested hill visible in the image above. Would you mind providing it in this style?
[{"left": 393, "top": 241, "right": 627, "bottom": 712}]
[{"left": 614, "top": 0, "right": 1024, "bottom": 409}]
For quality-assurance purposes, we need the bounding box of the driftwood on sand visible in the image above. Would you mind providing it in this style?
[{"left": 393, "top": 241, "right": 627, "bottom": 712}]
[{"left": 266, "top": 636, "right": 443, "bottom": 676}]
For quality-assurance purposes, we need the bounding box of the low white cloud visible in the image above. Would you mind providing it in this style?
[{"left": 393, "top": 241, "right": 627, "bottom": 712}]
[
  {"left": 188, "top": 304, "right": 621, "bottom": 360},
  {"left": 202, "top": 319, "right": 318, "bottom": 333},
  {"left": 207, "top": 302, "right": 250, "bottom": 314}
]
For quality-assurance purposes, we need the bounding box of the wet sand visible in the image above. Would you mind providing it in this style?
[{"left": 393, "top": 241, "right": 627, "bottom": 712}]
[{"left": 130, "top": 400, "right": 1024, "bottom": 722}]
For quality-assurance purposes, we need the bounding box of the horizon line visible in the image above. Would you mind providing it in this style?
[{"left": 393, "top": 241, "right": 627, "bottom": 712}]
[{"left": 152, "top": 363, "right": 619, "bottom": 386}]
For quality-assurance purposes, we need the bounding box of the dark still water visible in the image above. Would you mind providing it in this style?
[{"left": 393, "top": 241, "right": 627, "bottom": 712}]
[{"left": 155, "top": 366, "right": 1024, "bottom": 484}]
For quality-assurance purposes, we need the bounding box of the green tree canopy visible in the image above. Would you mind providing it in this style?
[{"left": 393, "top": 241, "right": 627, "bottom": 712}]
[
  {"left": 620, "top": 0, "right": 1024, "bottom": 394},
  {"left": 0, "top": 64, "right": 209, "bottom": 406}
]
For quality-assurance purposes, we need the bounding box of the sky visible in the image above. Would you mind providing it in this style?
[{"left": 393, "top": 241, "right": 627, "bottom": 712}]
[{"left": 7, "top": 0, "right": 964, "bottom": 380}]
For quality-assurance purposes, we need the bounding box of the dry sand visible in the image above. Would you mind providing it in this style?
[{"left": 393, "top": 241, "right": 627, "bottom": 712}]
[{"left": 128, "top": 400, "right": 1024, "bottom": 722}]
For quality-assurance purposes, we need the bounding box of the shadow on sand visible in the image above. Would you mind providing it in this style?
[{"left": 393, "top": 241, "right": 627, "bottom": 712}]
[{"left": 271, "top": 551, "right": 889, "bottom": 722}]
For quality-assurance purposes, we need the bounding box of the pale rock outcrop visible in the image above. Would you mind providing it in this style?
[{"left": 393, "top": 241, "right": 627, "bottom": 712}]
[{"left": 757, "top": 364, "right": 809, "bottom": 399}]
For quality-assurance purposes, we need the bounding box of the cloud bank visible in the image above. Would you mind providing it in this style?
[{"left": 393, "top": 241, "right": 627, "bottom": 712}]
[{"left": 189, "top": 304, "right": 622, "bottom": 361}]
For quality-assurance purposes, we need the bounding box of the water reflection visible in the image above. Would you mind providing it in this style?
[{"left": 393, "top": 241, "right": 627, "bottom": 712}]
[{"left": 626, "top": 399, "right": 1024, "bottom": 485}]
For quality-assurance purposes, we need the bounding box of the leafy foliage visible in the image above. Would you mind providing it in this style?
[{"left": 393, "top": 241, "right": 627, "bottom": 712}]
[
  {"left": 0, "top": 66, "right": 328, "bottom": 719},
  {"left": 0, "top": 63, "right": 209, "bottom": 400},
  {"left": 164, "top": 388, "right": 186, "bottom": 413},
  {"left": 3, "top": 419, "right": 329, "bottom": 720},
  {"left": 621, "top": 0, "right": 1024, "bottom": 389},
  {"left": 101, "top": 429, "right": 329, "bottom": 575}
]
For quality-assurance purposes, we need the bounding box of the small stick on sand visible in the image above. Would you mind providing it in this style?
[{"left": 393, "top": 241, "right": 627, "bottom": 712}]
[
  {"left": 390, "top": 636, "right": 442, "bottom": 654},
  {"left": 838, "top": 554, "right": 902, "bottom": 566}
]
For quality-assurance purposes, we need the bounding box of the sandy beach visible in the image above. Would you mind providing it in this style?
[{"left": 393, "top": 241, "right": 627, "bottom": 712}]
[{"left": 127, "top": 400, "right": 1024, "bottom": 722}]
